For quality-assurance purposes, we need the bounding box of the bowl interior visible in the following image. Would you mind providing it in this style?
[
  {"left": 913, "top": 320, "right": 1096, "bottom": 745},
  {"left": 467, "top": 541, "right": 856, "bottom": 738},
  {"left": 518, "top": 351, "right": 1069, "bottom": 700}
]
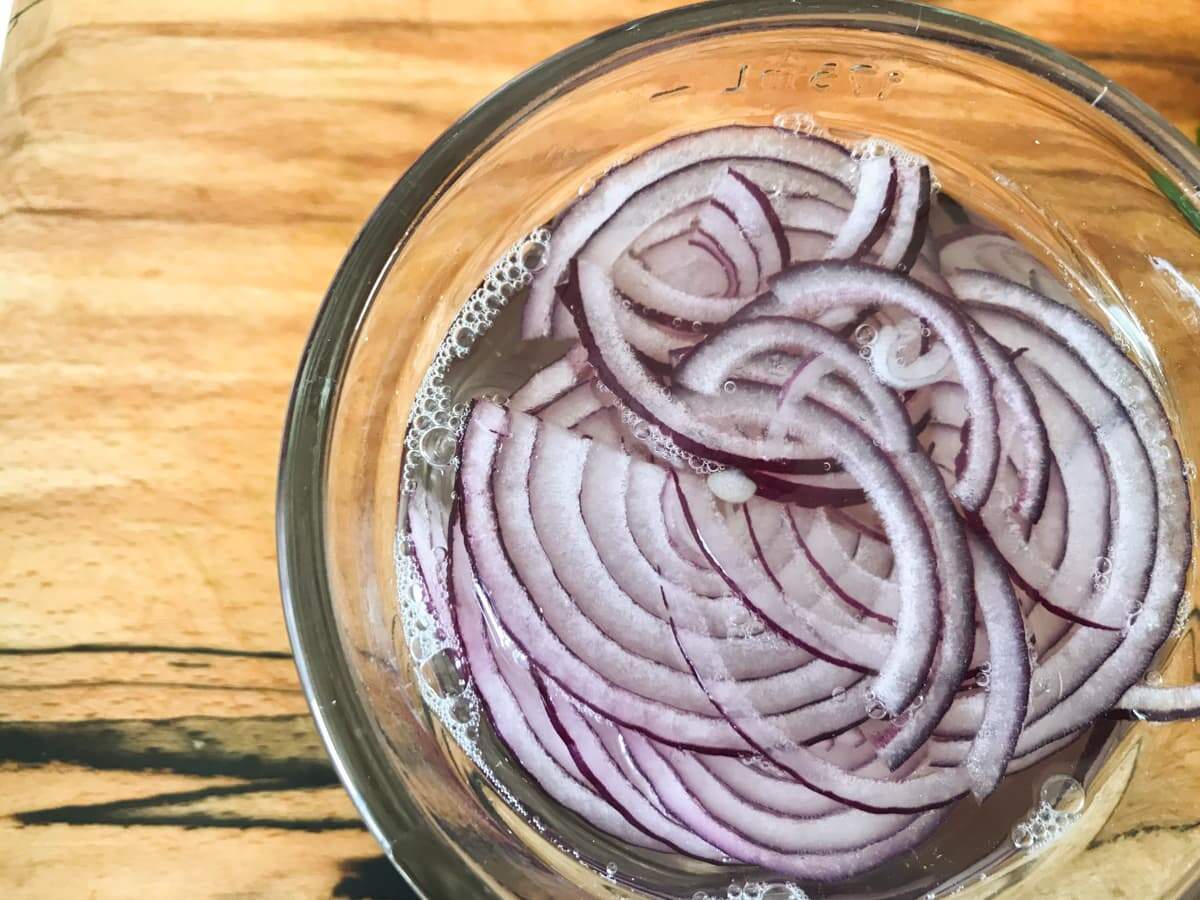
[{"left": 281, "top": 4, "right": 1200, "bottom": 897}]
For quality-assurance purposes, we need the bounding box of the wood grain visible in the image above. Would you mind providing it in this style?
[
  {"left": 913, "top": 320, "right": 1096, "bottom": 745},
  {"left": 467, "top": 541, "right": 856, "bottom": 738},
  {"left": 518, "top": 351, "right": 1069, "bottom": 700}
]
[{"left": 1, "top": 1, "right": 1198, "bottom": 897}]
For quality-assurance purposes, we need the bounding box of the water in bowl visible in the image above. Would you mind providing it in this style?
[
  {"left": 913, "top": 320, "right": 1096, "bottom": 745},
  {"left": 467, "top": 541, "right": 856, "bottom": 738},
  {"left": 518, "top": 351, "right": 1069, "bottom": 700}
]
[{"left": 391, "top": 122, "right": 1188, "bottom": 898}]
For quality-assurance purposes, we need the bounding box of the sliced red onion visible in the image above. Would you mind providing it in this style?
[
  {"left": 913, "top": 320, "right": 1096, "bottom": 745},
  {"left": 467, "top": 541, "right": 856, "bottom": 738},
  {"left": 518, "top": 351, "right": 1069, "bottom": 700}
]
[
  {"left": 674, "top": 328, "right": 927, "bottom": 473},
  {"left": 696, "top": 209, "right": 759, "bottom": 298},
  {"left": 671, "top": 397, "right": 943, "bottom": 714},
  {"left": 826, "top": 155, "right": 897, "bottom": 260},
  {"left": 572, "top": 408, "right": 627, "bottom": 447},
  {"left": 745, "top": 503, "right": 896, "bottom": 646},
  {"left": 737, "top": 497, "right": 801, "bottom": 562},
  {"left": 663, "top": 586, "right": 970, "bottom": 813},
  {"left": 458, "top": 402, "right": 745, "bottom": 750},
  {"left": 584, "top": 159, "right": 844, "bottom": 314},
  {"left": 1112, "top": 682, "right": 1200, "bottom": 721},
  {"left": 634, "top": 223, "right": 734, "bottom": 298},
  {"left": 674, "top": 318, "right": 902, "bottom": 446},
  {"left": 638, "top": 738, "right": 928, "bottom": 853},
  {"left": 743, "top": 503, "right": 826, "bottom": 589},
  {"left": 793, "top": 510, "right": 900, "bottom": 625},
  {"left": 851, "top": 530, "right": 895, "bottom": 580},
  {"left": 447, "top": 518, "right": 670, "bottom": 850},
  {"left": 662, "top": 481, "right": 719, "bottom": 570},
  {"left": 629, "top": 202, "right": 706, "bottom": 256},
  {"left": 616, "top": 301, "right": 701, "bottom": 363},
  {"left": 907, "top": 251, "right": 952, "bottom": 296},
  {"left": 536, "top": 379, "right": 606, "bottom": 428},
  {"left": 550, "top": 295, "right": 580, "bottom": 339},
  {"left": 582, "top": 469, "right": 873, "bottom": 728},
  {"left": 931, "top": 360, "right": 1142, "bottom": 741},
  {"left": 407, "top": 490, "right": 455, "bottom": 643},
  {"left": 869, "top": 320, "right": 952, "bottom": 390},
  {"left": 510, "top": 344, "right": 591, "bottom": 414},
  {"left": 970, "top": 328, "right": 1052, "bottom": 524},
  {"left": 413, "top": 123, "right": 1197, "bottom": 881},
  {"left": 919, "top": 363, "right": 1050, "bottom": 532},
  {"left": 873, "top": 163, "right": 931, "bottom": 273},
  {"left": 536, "top": 675, "right": 726, "bottom": 860},
  {"left": 963, "top": 307, "right": 1147, "bottom": 638},
  {"left": 570, "top": 259, "right": 879, "bottom": 476},
  {"left": 778, "top": 196, "right": 848, "bottom": 235},
  {"left": 787, "top": 228, "right": 837, "bottom": 264},
  {"left": 750, "top": 473, "right": 869, "bottom": 508},
  {"left": 524, "top": 127, "right": 858, "bottom": 338},
  {"left": 544, "top": 414, "right": 877, "bottom": 725},
  {"left": 620, "top": 728, "right": 947, "bottom": 881},
  {"left": 830, "top": 506, "right": 891, "bottom": 547},
  {"left": 965, "top": 360, "right": 1118, "bottom": 630},
  {"left": 769, "top": 261, "right": 999, "bottom": 511},
  {"left": 530, "top": 422, "right": 709, "bottom": 669},
  {"left": 672, "top": 469, "right": 892, "bottom": 676},
  {"left": 948, "top": 272, "right": 1189, "bottom": 756},
  {"left": 465, "top": 402, "right": 900, "bottom": 749},
  {"left": 624, "top": 460, "right": 730, "bottom": 598},
  {"left": 886, "top": 535, "right": 1029, "bottom": 796},
  {"left": 938, "top": 230, "right": 1081, "bottom": 311},
  {"left": 675, "top": 313, "right": 977, "bottom": 746},
  {"left": 1029, "top": 460, "right": 1069, "bottom": 571},
  {"left": 578, "top": 444, "right": 764, "bottom": 632},
  {"left": 694, "top": 731, "right": 881, "bottom": 820},
  {"left": 720, "top": 167, "right": 790, "bottom": 275},
  {"left": 492, "top": 409, "right": 724, "bottom": 713},
  {"left": 696, "top": 319, "right": 993, "bottom": 782},
  {"left": 483, "top": 589, "right": 595, "bottom": 784},
  {"left": 924, "top": 422, "right": 1096, "bottom": 641},
  {"left": 612, "top": 255, "right": 743, "bottom": 326}
]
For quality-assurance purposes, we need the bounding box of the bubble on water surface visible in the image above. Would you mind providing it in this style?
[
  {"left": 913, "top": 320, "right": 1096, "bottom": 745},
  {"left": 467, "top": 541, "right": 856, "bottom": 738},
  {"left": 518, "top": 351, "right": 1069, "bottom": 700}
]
[
  {"left": 773, "top": 111, "right": 823, "bottom": 137},
  {"left": 1010, "top": 823, "right": 1033, "bottom": 849},
  {"left": 865, "top": 691, "right": 890, "bottom": 720},
  {"left": 419, "top": 427, "right": 458, "bottom": 467},
  {"left": 1040, "top": 775, "right": 1086, "bottom": 816},
  {"left": 1010, "top": 775, "right": 1085, "bottom": 852},
  {"left": 854, "top": 323, "right": 878, "bottom": 346}
]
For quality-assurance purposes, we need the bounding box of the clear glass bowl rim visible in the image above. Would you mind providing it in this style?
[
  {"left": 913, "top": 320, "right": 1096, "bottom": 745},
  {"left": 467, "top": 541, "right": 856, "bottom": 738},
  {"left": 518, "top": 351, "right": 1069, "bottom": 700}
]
[{"left": 275, "top": 1, "right": 1200, "bottom": 895}]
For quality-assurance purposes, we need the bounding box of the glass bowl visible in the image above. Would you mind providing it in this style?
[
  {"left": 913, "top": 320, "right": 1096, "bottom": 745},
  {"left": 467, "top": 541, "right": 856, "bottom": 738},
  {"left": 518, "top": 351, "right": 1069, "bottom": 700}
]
[{"left": 276, "top": 1, "right": 1200, "bottom": 897}]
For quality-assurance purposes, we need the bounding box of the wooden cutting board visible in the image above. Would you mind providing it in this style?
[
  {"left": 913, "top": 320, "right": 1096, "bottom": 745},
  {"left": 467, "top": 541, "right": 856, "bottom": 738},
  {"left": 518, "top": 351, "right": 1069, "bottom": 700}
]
[{"left": 1, "top": 1, "right": 1197, "bottom": 897}]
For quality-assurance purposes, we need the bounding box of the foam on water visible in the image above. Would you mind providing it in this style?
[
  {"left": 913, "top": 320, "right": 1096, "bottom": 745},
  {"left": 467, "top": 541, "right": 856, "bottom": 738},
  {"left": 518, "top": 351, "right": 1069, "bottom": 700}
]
[
  {"left": 692, "top": 882, "right": 810, "bottom": 900},
  {"left": 772, "top": 111, "right": 825, "bottom": 139},
  {"left": 396, "top": 549, "right": 514, "bottom": 804},
  {"left": 1009, "top": 775, "right": 1086, "bottom": 853},
  {"left": 401, "top": 228, "right": 551, "bottom": 492},
  {"left": 617, "top": 403, "right": 726, "bottom": 476},
  {"left": 851, "top": 137, "right": 930, "bottom": 175},
  {"left": 394, "top": 228, "right": 552, "bottom": 832},
  {"left": 975, "top": 662, "right": 992, "bottom": 689}
]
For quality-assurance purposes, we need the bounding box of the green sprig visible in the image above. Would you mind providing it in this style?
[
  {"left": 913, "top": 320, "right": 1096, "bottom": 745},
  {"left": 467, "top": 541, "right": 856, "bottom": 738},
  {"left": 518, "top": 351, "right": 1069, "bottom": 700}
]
[{"left": 1151, "top": 169, "right": 1200, "bottom": 235}]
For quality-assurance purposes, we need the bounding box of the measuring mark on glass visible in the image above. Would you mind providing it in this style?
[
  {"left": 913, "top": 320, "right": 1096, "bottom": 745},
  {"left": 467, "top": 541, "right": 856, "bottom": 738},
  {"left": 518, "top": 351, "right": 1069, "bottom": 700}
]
[
  {"left": 723, "top": 64, "right": 748, "bottom": 93},
  {"left": 649, "top": 85, "right": 691, "bottom": 101}
]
